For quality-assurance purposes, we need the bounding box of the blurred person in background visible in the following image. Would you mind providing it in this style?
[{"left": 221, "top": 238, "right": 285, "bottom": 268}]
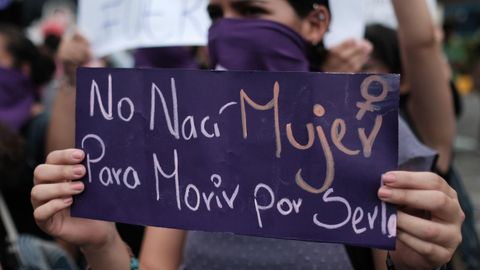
[
  {"left": 0, "top": 23, "right": 55, "bottom": 132},
  {"left": 0, "top": 22, "right": 55, "bottom": 236}
]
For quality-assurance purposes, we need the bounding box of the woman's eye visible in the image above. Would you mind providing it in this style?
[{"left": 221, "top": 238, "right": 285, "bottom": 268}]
[{"left": 236, "top": 5, "right": 266, "bottom": 17}]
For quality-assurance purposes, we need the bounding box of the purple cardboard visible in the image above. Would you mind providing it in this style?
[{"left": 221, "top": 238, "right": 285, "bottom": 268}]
[{"left": 73, "top": 68, "right": 399, "bottom": 250}]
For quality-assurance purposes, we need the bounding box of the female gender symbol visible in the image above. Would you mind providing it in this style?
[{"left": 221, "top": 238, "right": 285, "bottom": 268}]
[{"left": 356, "top": 75, "right": 391, "bottom": 120}]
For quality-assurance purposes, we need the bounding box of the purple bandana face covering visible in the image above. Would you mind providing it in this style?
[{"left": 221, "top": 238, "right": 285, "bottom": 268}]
[
  {"left": 0, "top": 67, "right": 34, "bottom": 131},
  {"left": 208, "top": 18, "right": 309, "bottom": 72}
]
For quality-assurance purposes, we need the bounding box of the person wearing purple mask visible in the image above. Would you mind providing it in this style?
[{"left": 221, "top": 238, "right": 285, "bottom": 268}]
[
  {"left": 31, "top": 1, "right": 464, "bottom": 270},
  {"left": 208, "top": 18, "right": 310, "bottom": 71},
  {"left": 0, "top": 24, "right": 55, "bottom": 132},
  {"left": 0, "top": 66, "right": 34, "bottom": 131}
]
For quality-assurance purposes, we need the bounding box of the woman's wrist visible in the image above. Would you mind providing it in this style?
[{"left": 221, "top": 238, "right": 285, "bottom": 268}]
[
  {"left": 59, "top": 75, "right": 77, "bottom": 94},
  {"left": 81, "top": 230, "right": 131, "bottom": 270}
]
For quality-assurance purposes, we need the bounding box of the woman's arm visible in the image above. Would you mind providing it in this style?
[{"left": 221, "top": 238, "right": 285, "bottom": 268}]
[
  {"left": 46, "top": 79, "right": 76, "bottom": 152},
  {"left": 82, "top": 232, "right": 131, "bottom": 270},
  {"left": 139, "top": 227, "right": 187, "bottom": 270},
  {"left": 372, "top": 249, "right": 388, "bottom": 270},
  {"left": 392, "top": 0, "right": 455, "bottom": 173},
  {"left": 46, "top": 33, "right": 93, "bottom": 152}
]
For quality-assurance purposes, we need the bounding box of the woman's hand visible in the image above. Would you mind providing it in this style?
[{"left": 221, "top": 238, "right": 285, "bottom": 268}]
[
  {"left": 58, "top": 33, "right": 93, "bottom": 85},
  {"left": 32, "top": 149, "right": 116, "bottom": 249},
  {"left": 321, "top": 39, "right": 372, "bottom": 73},
  {"left": 378, "top": 171, "right": 464, "bottom": 270}
]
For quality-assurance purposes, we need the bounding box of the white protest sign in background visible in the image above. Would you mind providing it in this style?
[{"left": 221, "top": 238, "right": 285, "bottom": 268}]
[
  {"left": 324, "top": 0, "right": 366, "bottom": 48},
  {"left": 324, "top": 0, "right": 438, "bottom": 48},
  {"left": 363, "top": 0, "right": 438, "bottom": 29},
  {"left": 78, "top": 0, "right": 211, "bottom": 57}
]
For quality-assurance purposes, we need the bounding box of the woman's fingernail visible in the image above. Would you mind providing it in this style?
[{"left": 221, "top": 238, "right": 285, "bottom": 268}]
[
  {"left": 64, "top": 197, "right": 73, "bottom": 204},
  {"left": 382, "top": 173, "right": 396, "bottom": 184},
  {"left": 73, "top": 165, "right": 85, "bottom": 176},
  {"left": 379, "top": 187, "right": 393, "bottom": 198},
  {"left": 71, "top": 182, "right": 84, "bottom": 192},
  {"left": 72, "top": 150, "right": 84, "bottom": 160}
]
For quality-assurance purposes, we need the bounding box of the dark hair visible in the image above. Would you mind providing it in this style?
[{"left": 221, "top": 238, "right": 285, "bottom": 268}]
[
  {"left": 364, "top": 24, "right": 402, "bottom": 74},
  {"left": 0, "top": 122, "right": 25, "bottom": 182},
  {"left": 287, "top": 0, "right": 330, "bottom": 18},
  {"left": 43, "top": 34, "right": 62, "bottom": 56},
  {"left": 0, "top": 24, "right": 55, "bottom": 86},
  {"left": 285, "top": 0, "right": 330, "bottom": 71}
]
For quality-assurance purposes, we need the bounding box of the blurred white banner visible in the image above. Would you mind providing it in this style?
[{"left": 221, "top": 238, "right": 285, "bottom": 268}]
[
  {"left": 363, "top": 0, "right": 438, "bottom": 29},
  {"left": 324, "top": 0, "right": 438, "bottom": 48},
  {"left": 324, "top": 0, "right": 366, "bottom": 48},
  {"left": 78, "top": 0, "right": 211, "bottom": 57}
]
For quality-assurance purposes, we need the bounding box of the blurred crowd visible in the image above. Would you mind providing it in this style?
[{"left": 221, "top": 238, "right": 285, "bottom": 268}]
[{"left": 0, "top": 0, "right": 479, "bottom": 269}]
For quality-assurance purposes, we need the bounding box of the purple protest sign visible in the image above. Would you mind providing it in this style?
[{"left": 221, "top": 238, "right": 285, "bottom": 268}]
[{"left": 72, "top": 68, "right": 399, "bottom": 250}]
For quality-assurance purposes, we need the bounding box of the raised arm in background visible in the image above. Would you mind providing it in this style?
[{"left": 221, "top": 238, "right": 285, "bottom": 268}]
[
  {"left": 394, "top": 0, "right": 455, "bottom": 174},
  {"left": 46, "top": 33, "right": 93, "bottom": 152}
]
